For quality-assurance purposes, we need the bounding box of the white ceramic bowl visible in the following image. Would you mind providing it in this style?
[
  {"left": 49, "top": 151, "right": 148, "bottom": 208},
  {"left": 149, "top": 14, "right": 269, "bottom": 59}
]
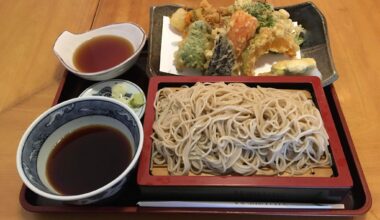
[
  {"left": 53, "top": 23, "right": 146, "bottom": 81},
  {"left": 16, "top": 96, "right": 144, "bottom": 204}
]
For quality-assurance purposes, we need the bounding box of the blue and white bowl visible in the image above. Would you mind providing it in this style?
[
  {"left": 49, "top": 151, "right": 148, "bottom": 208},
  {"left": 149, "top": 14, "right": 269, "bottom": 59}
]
[{"left": 16, "top": 96, "right": 143, "bottom": 204}]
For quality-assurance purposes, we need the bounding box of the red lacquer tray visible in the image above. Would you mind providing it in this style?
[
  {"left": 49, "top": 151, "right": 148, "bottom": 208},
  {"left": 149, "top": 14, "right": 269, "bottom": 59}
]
[
  {"left": 137, "top": 76, "right": 352, "bottom": 203},
  {"left": 19, "top": 52, "right": 371, "bottom": 216}
]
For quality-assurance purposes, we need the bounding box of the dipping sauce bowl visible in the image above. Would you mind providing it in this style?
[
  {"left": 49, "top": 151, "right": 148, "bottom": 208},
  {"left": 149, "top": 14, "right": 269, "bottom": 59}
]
[
  {"left": 16, "top": 96, "right": 143, "bottom": 204},
  {"left": 54, "top": 23, "right": 146, "bottom": 81}
]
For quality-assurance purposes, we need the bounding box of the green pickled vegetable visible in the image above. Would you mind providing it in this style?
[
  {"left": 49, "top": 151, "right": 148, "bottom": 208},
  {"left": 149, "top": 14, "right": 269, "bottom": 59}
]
[{"left": 128, "top": 93, "right": 145, "bottom": 108}]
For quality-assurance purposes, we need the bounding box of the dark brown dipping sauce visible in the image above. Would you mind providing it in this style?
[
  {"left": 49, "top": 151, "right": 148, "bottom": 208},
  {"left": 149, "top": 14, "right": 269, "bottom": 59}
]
[
  {"left": 46, "top": 125, "right": 133, "bottom": 195},
  {"left": 73, "top": 35, "right": 134, "bottom": 73}
]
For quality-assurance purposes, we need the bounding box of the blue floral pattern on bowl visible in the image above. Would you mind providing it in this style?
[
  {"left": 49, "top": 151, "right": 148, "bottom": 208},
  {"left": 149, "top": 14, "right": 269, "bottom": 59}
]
[{"left": 18, "top": 97, "right": 142, "bottom": 204}]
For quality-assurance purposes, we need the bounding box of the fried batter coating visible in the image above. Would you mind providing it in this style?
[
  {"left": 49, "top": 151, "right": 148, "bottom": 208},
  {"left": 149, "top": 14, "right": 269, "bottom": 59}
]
[
  {"left": 197, "top": 0, "right": 221, "bottom": 26},
  {"left": 233, "top": 0, "right": 275, "bottom": 28},
  {"left": 170, "top": 0, "right": 305, "bottom": 75},
  {"left": 227, "top": 10, "right": 258, "bottom": 56},
  {"left": 170, "top": 8, "right": 192, "bottom": 33},
  {"left": 241, "top": 9, "right": 304, "bottom": 75},
  {"left": 271, "top": 58, "right": 317, "bottom": 75},
  {"left": 241, "top": 27, "right": 275, "bottom": 75},
  {"left": 174, "top": 20, "right": 212, "bottom": 71},
  {"left": 206, "top": 34, "right": 236, "bottom": 76}
]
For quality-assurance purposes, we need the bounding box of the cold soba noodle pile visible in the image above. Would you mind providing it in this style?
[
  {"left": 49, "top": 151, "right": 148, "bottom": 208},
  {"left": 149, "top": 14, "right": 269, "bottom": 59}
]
[{"left": 152, "top": 83, "right": 331, "bottom": 176}]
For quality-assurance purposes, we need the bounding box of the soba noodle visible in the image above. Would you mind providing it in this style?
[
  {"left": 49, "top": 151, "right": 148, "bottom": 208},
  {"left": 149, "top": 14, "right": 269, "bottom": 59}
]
[{"left": 152, "top": 82, "right": 331, "bottom": 176}]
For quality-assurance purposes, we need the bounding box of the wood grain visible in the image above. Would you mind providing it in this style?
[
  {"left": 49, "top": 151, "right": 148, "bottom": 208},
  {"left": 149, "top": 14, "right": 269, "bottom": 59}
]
[
  {"left": 92, "top": 0, "right": 238, "bottom": 30},
  {"left": 0, "top": 0, "right": 379, "bottom": 219},
  {"left": 0, "top": 0, "right": 98, "bottom": 113}
]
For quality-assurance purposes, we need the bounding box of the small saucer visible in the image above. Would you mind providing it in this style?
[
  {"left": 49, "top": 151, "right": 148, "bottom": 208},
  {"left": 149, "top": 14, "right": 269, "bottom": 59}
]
[{"left": 79, "top": 79, "right": 146, "bottom": 119}]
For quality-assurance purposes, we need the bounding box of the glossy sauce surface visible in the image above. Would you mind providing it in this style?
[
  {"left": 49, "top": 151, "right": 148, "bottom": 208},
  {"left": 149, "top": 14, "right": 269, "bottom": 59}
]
[
  {"left": 73, "top": 35, "right": 134, "bottom": 73},
  {"left": 46, "top": 125, "right": 133, "bottom": 195}
]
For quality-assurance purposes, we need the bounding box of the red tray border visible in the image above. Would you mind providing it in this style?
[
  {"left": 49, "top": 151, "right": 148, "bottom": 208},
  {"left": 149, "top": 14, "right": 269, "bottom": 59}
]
[
  {"left": 137, "top": 76, "right": 352, "bottom": 188},
  {"left": 19, "top": 76, "right": 371, "bottom": 216}
]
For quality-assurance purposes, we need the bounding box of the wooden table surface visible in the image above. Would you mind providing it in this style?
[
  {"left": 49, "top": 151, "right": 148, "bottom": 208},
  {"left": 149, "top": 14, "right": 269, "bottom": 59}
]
[{"left": 1, "top": 0, "right": 379, "bottom": 219}]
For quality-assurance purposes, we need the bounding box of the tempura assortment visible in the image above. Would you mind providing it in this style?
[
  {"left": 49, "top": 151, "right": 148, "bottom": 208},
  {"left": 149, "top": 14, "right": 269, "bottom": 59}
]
[{"left": 170, "top": 0, "right": 305, "bottom": 76}]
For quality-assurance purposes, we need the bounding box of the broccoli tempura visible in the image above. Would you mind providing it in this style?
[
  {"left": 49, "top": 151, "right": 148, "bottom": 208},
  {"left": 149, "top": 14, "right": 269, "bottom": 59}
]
[{"left": 174, "top": 20, "right": 212, "bottom": 71}]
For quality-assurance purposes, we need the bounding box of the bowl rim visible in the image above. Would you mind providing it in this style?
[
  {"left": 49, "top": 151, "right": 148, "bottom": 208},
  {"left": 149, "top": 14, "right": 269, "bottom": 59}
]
[
  {"left": 53, "top": 22, "right": 147, "bottom": 77},
  {"left": 16, "top": 96, "right": 144, "bottom": 201}
]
